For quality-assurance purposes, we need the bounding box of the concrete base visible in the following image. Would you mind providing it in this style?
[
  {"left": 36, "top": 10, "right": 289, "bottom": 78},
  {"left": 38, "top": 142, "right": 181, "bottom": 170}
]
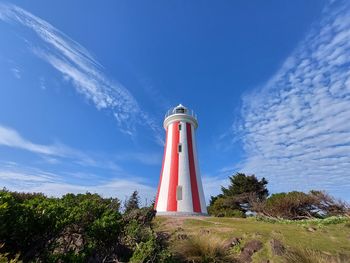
[{"left": 156, "top": 211, "right": 209, "bottom": 217}]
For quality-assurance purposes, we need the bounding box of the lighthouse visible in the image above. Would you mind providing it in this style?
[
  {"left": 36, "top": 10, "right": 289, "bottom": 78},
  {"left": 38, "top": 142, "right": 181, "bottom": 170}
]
[{"left": 155, "top": 104, "right": 207, "bottom": 215}]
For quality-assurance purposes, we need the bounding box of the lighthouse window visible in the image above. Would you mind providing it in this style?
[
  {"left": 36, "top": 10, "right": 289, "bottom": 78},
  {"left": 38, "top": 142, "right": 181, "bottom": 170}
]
[
  {"left": 176, "top": 108, "right": 185, "bottom": 114},
  {"left": 178, "top": 143, "right": 182, "bottom": 153},
  {"left": 176, "top": 186, "right": 183, "bottom": 200},
  {"left": 178, "top": 124, "right": 182, "bottom": 131}
]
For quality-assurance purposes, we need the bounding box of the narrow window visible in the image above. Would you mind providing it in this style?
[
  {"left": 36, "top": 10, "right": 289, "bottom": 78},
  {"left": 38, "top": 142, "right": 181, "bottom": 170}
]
[
  {"left": 178, "top": 143, "right": 182, "bottom": 153},
  {"left": 178, "top": 124, "right": 182, "bottom": 131},
  {"left": 176, "top": 186, "right": 183, "bottom": 200}
]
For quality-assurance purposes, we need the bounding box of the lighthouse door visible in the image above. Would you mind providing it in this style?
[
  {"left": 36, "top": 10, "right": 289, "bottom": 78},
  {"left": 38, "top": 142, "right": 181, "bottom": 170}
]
[{"left": 176, "top": 186, "right": 183, "bottom": 201}]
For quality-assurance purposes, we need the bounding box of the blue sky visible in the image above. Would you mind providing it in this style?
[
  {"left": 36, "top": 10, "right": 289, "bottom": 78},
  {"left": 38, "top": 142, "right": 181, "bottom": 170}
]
[{"left": 1, "top": 0, "right": 350, "bottom": 203}]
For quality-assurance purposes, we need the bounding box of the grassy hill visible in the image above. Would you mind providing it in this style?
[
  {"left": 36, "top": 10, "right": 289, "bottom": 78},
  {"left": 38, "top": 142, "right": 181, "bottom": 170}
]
[{"left": 154, "top": 216, "right": 350, "bottom": 263}]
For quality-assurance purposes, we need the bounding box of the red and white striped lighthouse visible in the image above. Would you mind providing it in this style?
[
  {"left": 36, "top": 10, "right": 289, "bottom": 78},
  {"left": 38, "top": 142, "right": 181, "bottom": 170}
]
[{"left": 155, "top": 104, "right": 207, "bottom": 215}]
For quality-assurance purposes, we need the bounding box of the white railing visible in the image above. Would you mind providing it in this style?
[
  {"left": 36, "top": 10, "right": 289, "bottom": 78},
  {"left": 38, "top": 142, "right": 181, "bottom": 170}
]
[{"left": 164, "top": 108, "right": 197, "bottom": 120}]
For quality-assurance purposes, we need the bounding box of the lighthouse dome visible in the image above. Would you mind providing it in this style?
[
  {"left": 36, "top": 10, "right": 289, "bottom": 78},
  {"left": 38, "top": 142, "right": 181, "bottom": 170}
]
[
  {"left": 173, "top": 104, "right": 187, "bottom": 114},
  {"left": 164, "top": 104, "right": 198, "bottom": 129}
]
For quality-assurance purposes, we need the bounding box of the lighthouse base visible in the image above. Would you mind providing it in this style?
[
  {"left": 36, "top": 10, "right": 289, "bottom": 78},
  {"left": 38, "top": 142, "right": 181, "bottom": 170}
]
[{"left": 156, "top": 211, "right": 208, "bottom": 217}]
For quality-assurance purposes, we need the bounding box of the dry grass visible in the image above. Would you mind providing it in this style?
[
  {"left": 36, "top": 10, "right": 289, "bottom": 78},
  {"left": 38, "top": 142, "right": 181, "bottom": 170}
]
[
  {"left": 155, "top": 216, "right": 350, "bottom": 263},
  {"left": 171, "top": 234, "right": 237, "bottom": 263},
  {"left": 284, "top": 247, "right": 350, "bottom": 263}
]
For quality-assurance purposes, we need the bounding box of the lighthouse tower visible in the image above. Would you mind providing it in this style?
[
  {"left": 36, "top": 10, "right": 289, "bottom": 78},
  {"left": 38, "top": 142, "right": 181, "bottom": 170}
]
[{"left": 155, "top": 104, "right": 207, "bottom": 215}]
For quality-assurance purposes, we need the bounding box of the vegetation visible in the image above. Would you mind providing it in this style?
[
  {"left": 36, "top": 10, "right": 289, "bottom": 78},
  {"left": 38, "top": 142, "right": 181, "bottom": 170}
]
[
  {"left": 172, "top": 234, "right": 235, "bottom": 263},
  {"left": 284, "top": 247, "right": 350, "bottom": 263},
  {"left": 0, "top": 189, "right": 173, "bottom": 262},
  {"left": 208, "top": 173, "right": 349, "bottom": 219},
  {"left": 155, "top": 215, "right": 350, "bottom": 263},
  {"left": 124, "top": 190, "right": 140, "bottom": 213},
  {"left": 252, "top": 190, "right": 349, "bottom": 219},
  {"left": 1, "top": 172, "right": 349, "bottom": 262},
  {"left": 208, "top": 173, "right": 268, "bottom": 217}
]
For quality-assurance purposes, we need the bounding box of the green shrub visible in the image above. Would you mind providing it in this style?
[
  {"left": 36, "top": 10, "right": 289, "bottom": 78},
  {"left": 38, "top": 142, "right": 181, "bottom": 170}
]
[
  {"left": 0, "top": 189, "right": 170, "bottom": 262},
  {"left": 88, "top": 210, "right": 122, "bottom": 245},
  {"left": 208, "top": 197, "right": 245, "bottom": 218},
  {"left": 130, "top": 235, "right": 174, "bottom": 263}
]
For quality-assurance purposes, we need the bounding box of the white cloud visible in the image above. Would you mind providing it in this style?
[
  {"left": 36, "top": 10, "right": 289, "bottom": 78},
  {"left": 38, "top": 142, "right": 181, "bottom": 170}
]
[
  {"left": 0, "top": 3, "right": 163, "bottom": 142},
  {"left": 10, "top": 67, "right": 21, "bottom": 79},
  {"left": 0, "top": 124, "right": 160, "bottom": 172},
  {"left": 0, "top": 124, "right": 65, "bottom": 156},
  {"left": 202, "top": 175, "right": 229, "bottom": 202},
  {"left": 0, "top": 162, "right": 155, "bottom": 203},
  {"left": 0, "top": 124, "right": 125, "bottom": 171},
  {"left": 234, "top": 1, "right": 350, "bottom": 200}
]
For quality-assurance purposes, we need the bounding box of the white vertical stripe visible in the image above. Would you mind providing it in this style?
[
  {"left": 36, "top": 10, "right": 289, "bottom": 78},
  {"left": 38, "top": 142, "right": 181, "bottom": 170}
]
[
  {"left": 177, "top": 122, "right": 193, "bottom": 212},
  {"left": 156, "top": 123, "right": 173, "bottom": 212},
  {"left": 191, "top": 125, "right": 207, "bottom": 214}
]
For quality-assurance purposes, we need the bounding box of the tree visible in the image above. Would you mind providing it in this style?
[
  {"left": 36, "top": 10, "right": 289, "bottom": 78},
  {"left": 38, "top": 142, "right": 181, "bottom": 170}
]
[
  {"left": 208, "top": 173, "right": 269, "bottom": 216},
  {"left": 124, "top": 191, "right": 140, "bottom": 213},
  {"left": 221, "top": 173, "right": 268, "bottom": 200}
]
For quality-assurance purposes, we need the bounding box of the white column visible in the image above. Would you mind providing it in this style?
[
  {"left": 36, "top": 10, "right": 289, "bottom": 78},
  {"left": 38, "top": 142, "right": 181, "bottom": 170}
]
[{"left": 177, "top": 122, "right": 193, "bottom": 212}]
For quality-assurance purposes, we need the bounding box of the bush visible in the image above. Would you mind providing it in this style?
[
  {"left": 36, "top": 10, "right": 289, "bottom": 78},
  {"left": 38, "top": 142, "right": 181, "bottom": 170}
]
[
  {"left": 130, "top": 235, "right": 174, "bottom": 263},
  {"left": 208, "top": 197, "right": 245, "bottom": 217},
  {"left": 254, "top": 191, "right": 349, "bottom": 220},
  {"left": 0, "top": 189, "right": 172, "bottom": 262}
]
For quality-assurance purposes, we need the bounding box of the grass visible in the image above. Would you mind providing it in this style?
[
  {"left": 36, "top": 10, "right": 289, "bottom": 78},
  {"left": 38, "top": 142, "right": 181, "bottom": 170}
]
[
  {"left": 154, "top": 216, "right": 350, "bottom": 263},
  {"left": 284, "top": 247, "right": 350, "bottom": 263},
  {"left": 171, "top": 234, "right": 236, "bottom": 263}
]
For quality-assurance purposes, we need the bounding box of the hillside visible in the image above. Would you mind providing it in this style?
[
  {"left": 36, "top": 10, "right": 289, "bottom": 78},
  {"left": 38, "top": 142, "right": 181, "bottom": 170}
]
[{"left": 154, "top": 216, "right": 350, "bottom": 263}]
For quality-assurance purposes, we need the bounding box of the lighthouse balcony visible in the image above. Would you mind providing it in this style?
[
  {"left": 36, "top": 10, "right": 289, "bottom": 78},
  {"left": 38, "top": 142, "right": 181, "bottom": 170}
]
[
  {"left": 163, "top": 104, "right": 198, "bottom": 129},
  {"left": 164, "top": 104, "right": 197, "bottom": 120}
]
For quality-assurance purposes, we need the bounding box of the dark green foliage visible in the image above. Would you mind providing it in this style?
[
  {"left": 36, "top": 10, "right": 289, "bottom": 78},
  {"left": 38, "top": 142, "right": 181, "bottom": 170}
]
[
  {"left": 207, "top": 197, "right": 245, "bottom": 217},
  {"left": 208, "top": 173, "right": 268, "bottom": 217},
  {"left": 130, "top": 235, "right": 174, "bottom": 263},
  {"left": 121, "top": 206, "right": 174, "bottom": 262},
  {"left": 221, "top": 173, "right": 268, "bottom": 200},
  {"left": 124, "top": 190, "right": 140, "bottom": 213},
  {"left": 0, "top": 189, "right": 173, "bottom": 262}
]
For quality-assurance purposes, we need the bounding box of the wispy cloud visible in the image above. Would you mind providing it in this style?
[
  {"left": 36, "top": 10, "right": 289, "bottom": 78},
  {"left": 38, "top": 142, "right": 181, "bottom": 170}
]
[
  {"left": 233, "top": 1, "right": 350, "bottom": 200},
  {"left": 0, "top": 3, "right": 162, "bottom": 142},
  {"left": 0, "top": 124, "right": 70, "bottom": 156},
  {"left": 0, "top": 161, "right": 155, "bottom": 202},
  {"left": 0, "top": 124, "right": 160, "bottom": 171},
  {"left": 0, "top": 124, "right": 124, "bottom": 171},
  {"left": 10, "top": 67, "right": 21, "bottom": 79}
]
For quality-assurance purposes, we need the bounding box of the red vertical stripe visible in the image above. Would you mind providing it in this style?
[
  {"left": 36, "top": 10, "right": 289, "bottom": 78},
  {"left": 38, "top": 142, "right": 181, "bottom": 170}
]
[
  {"left": 186, "top": 123, "right": 201, "bottom": 213},
  {"left": 154, "top": 128, "right": 168, "bottom": 209},
  {"left": 167, "top": 122, "right": 180, "bottom": 211}
]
